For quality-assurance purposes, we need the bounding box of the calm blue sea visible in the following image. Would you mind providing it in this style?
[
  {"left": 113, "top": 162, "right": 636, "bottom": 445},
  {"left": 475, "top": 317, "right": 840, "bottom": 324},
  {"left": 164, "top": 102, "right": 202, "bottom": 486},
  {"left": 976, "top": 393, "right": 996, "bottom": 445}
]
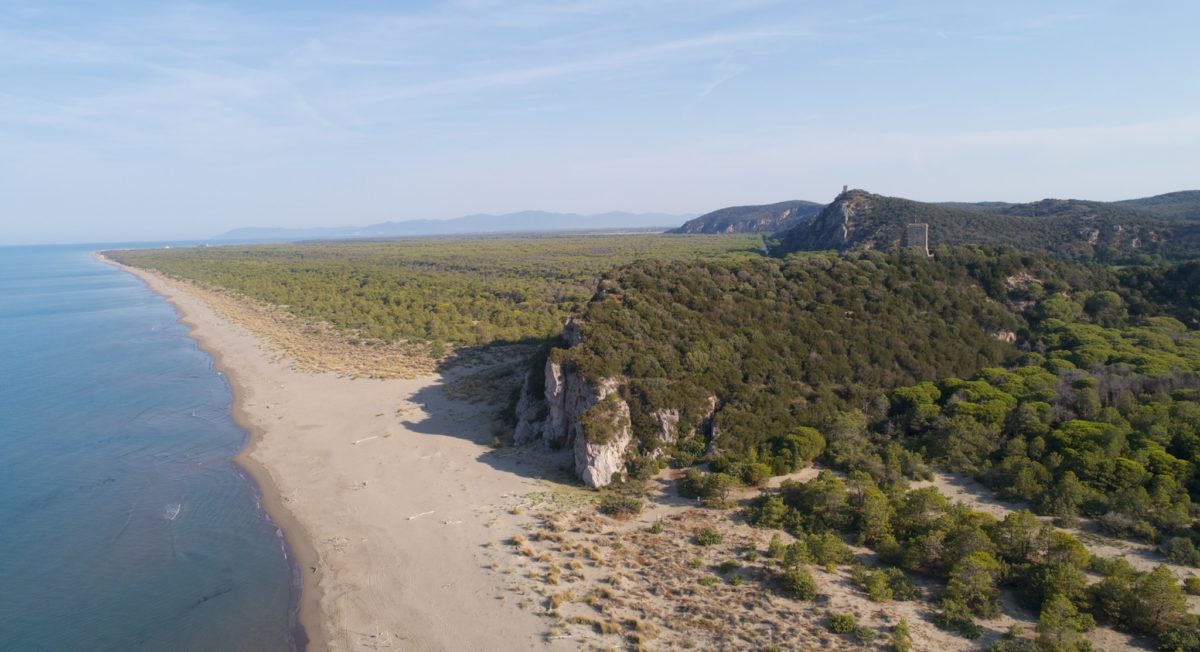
[{"left": 0, "top": 244, "right": 299, "bottom": 651}]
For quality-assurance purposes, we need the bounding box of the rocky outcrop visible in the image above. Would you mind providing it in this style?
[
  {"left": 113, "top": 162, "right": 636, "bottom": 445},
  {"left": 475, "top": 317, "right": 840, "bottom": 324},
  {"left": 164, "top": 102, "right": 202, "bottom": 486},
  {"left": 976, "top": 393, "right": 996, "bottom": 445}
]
[
  {"left": 771, "top": 190, "right": 895, "bottom": 254},
  {"left": 651, "top": 408, "right": 681, "bottom": 447},
  {"left": 670, "top": 200, "right": 823, "bottom": 234},
  {"left": 573, "top": 393, "right": 633, "bottom": 487},
  {"left": 512, "top": 318, "right": 723, "bottom": 488},
  {"left": 771, "top": 189, "right": 1200, "bottom": 260},
  {"left": 991, "top": 330, "right": 1018, "bottom": 344},
  {"left": 512, "top": 319, "right": 634, "bottom": 487}
]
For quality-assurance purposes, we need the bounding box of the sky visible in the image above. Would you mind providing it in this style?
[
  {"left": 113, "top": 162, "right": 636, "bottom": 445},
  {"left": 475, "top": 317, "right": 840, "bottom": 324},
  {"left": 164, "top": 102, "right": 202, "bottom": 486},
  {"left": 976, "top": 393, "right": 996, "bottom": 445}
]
[{"left": 2, "top": 1, "right": 1199, "bottom": 244}]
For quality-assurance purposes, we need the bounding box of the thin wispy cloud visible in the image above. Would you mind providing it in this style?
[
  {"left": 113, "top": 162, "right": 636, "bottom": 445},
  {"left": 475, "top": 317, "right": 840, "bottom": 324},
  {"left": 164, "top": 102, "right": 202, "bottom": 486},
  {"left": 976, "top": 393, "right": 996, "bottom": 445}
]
[
  {"left": 695, "top": 61, "right": 746, "bottom": 102},
  {"left": 0, "top": 1, "right": 1197, "bottom": 244}
]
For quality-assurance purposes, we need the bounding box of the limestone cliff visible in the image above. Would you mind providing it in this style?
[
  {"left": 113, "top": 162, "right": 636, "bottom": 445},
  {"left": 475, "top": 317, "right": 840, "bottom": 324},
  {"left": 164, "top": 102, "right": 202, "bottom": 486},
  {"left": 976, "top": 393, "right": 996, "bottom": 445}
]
[
  {"left": 512, "top": 319, "right": 634, "bottom": 487},
  {"left": 513, "top": 320, "right": 722, "bottom": 488}
]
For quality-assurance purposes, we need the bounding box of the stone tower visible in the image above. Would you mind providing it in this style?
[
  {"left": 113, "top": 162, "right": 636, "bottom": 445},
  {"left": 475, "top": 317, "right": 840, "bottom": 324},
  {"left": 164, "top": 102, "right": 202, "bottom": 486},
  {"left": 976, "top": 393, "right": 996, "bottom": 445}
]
[{"left": 905, "top": 223, "right": 929, "bottom": 255}]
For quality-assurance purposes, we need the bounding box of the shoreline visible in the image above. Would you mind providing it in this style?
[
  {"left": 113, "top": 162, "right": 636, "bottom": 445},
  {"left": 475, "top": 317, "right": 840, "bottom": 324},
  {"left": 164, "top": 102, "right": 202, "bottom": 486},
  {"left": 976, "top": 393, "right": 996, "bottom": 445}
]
[
  {"left": 96, "top": 252, "right": 567, "bottom": 651},
  {"left": 97, "top": 252, "right": 324, "bottom": 651}
]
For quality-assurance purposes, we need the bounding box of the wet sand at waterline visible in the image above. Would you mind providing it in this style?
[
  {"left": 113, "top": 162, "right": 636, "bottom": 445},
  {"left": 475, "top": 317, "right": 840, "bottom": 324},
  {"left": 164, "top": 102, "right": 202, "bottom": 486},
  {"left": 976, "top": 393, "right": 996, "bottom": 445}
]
[{"left": 101, "top": 255, "right": 567, "bottom": 651}]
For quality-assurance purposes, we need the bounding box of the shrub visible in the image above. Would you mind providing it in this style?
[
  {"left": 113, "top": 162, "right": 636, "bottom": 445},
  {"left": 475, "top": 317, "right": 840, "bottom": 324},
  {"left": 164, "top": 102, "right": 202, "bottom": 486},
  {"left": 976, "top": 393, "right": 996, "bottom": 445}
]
[
  {"left": 1157, "top": 626, "right": 1200, "bottom": 652},
  {"left": 648, "top": 520, "right": 664, "bottom": 534},
  {"left": 893, "top": 618, "right": 912, "bottom": 652},
  {"left": 986, "top": 641, "right": 1038, "bottom": 652},
  {"left": 935, "top": 598, "right": 982, "bottom": 639},
  {"left": 678, "top": 469, "right": 708, "bottom": 499},
  {"left": 1185, "top": 577, "right": 1200, "bottom": 596},
  {"left": 829, "top": 613, "right": 858, "bottom": 634},
  {"left": 740, "top": 462, "right": 773, "bottom": 487},
  {"left": 678, "top": 469, "right": 742, "bottom": 508},
  {"left": 853, "top": 625, "right": 878, "bottom": 643},
  {"left": 746, "top": 494, "right": 789, "bottom": 528},
  {"left": 779, "top": 566, "right": 818, "bottom": 600},
  {"left": 695, "top": 527, "right": 724, "bottom": 546},
  {"left": 767, "top": 533, "right": 786, "bottom": 560},
  {"left": 1162, "top": 537, "right": 1200, "bottom": 567},
  {"left": 783, "top": 541, "right": 811, "bottom": 568},
  {"left": 865, "top": 570, "right": 894, "bottom": 602},
  {"left": 885, "top": 568, "right": 921, "bottom": 601},
  {"left": 807, "top": 531, "right": 852, "bottom": 568},
  {"left": 598, "top": 493, "right": 643, "bottom": 518},
  {"left": 766, "top": 427, "right": 826, "bottom": 474}
]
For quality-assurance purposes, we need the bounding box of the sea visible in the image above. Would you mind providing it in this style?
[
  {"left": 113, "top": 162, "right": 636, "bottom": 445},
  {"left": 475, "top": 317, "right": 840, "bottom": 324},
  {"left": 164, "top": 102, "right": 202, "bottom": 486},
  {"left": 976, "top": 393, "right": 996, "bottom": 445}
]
[{"left": 0, "top": 244, "right": 299, "bottom": 651}]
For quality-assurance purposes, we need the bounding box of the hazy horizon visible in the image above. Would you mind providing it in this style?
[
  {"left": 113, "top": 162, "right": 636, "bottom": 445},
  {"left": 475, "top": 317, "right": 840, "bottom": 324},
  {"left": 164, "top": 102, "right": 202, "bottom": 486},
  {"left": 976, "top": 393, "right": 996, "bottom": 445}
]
[{"left": 3, "top": 1, "right": 1199, "bottom": 244}]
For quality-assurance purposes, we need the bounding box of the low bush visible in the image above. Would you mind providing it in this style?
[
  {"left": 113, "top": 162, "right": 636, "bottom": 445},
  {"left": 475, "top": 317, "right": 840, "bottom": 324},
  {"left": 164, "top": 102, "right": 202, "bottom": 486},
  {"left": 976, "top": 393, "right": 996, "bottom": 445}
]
[
  {"left": 695, "top": 527, "right": 724, "bottom": 546},
  {"left": 597, "top": 493, "right": 643, "bottom": 518},
  {"left": 779, "top": 566, "right": 818, "bottom": 600},
  {"left": 829, "top": 613, "right": 858, "bottom": 634}
]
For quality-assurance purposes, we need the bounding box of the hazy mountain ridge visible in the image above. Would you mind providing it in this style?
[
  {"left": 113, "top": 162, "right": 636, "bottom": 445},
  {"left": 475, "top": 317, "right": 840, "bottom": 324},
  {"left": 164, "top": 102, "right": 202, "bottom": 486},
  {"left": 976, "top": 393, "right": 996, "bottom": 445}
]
[
  {"left": 769, "top": 189, "right": 1200, "bottom": 261},
  {"left": 218, "top": 210, "right": 695, "bottom": 240},
  {"left": 668, "top": 200, "right": 824, "bottom": 234}
]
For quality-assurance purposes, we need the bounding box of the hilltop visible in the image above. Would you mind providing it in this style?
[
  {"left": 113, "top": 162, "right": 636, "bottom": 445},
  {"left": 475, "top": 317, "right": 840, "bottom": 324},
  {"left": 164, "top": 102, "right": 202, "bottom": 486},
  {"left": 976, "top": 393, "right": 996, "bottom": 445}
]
[
  {"left": 669, "top": 200, "right": 823, "bottom": 234},
  {"left": 770, "top": 189, "right": 1200, "bottom": 261}
]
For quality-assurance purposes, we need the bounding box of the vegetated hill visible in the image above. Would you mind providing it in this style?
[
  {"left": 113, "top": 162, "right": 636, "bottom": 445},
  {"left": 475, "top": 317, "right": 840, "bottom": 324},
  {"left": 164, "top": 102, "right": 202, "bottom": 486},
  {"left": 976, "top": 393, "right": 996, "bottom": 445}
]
[
  {"left": 770, "top": 189, "right": 1200, "bottom": 262},
  {"left": 513, "top": 247, "right": 1046, "bottom": 481},
  {"left": 1115, "top": 190, "right": 1200, "bottom": 218},
  {"left": 669, "top": 200, "right": 823, "bottom": 234},
  {"left": 217, "top": 210, "right": 694, "bottom": 241},
  {"left": 512, "top": 246, "right": 1200, "bottom": 648}
]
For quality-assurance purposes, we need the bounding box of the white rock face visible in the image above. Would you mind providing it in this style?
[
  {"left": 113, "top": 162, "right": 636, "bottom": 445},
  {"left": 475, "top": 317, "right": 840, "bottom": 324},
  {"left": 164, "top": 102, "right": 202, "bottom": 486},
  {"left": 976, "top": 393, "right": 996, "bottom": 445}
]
[
  {"left": 991, "top": 330, "right": 1018, "bottom": 344},
  {"left": 541, "top": 357, "right": 569, "bottom": 446},
  {"left": 512, "top": 318, "right": 720, "bottom": 488},
  {"left": 574, "top": 394, "right": 632, "bottom": 488},
  {"left": 652, "top": 408, "right": 681, "bottom": 445}
]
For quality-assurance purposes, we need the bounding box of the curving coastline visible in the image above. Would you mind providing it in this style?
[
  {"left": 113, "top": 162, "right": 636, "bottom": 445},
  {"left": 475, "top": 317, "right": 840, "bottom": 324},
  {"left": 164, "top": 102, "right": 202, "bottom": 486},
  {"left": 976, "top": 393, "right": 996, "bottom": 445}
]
[
  {"left": 97, "top": 253, "right": 562, "bottom": 651},
  {"left": 98, "top": 252, "right": 324, "bottom": 650}
]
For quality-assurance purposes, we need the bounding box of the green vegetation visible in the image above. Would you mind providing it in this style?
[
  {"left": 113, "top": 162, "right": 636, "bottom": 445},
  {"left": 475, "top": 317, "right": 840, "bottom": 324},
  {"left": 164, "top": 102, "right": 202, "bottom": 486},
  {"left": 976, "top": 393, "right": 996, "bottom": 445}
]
[
  {"left": 108, "top": 234, "right": 760, "bottom": 348},
  {"left": 670, "top": 199, "right": 823, "bottom": 234},
  {"left": 560, "top": 248, "right": 1024, "bottom": 472},
  {"left": 111, "top": 218, "right": 1200, "bottom": 647},
  {"left": 892, "top": 618, "right": 912, "bottom": 652},
  {"left": 547, "top": 243, "right": 1199, "bottom": 647},
  {"left": 694, "top": 527, "right": 723, "bottom": 546},
  {"left": 771, "top": 190, "right": 1200, "bottom": 263},
  {"left": 777, "top": 565, "right": 818, "bottom": 600},
  {"left": 597, "top": 492, "right": 643, "bottom": 518},
  {"left": 888, "top": 291, "right": 1200, "bottom": 541},
  {"left": 828, "top": 612, "right": 858, "bottom": 634}
]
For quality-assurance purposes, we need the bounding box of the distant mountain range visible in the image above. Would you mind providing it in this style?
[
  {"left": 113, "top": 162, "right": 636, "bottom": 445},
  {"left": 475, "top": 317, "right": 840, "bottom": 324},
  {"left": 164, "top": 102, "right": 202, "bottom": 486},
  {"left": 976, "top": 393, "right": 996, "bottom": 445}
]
[
  {"left": 768, "top": 189, "right": 1200, "bottom": 261},
  {"left": 216, "top": 210, "right": 694, "bottom": 240}
]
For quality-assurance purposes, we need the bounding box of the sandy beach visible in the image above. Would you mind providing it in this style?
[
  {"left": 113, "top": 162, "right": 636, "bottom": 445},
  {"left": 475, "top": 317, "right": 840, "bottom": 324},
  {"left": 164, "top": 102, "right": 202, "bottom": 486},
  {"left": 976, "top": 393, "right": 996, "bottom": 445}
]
[
  {"left": 100, "top": 255, "right": 569, "bottom": 651},
  {"left": 94, "top": 254, "right": 1171, "bottom": 652}
]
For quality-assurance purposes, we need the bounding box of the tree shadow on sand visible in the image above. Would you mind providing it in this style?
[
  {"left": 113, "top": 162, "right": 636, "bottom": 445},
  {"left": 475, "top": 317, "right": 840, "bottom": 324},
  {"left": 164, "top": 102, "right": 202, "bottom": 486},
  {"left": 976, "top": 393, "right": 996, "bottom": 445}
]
[{"left": 398, "top": 347, "right": 578, "bottom": 486}]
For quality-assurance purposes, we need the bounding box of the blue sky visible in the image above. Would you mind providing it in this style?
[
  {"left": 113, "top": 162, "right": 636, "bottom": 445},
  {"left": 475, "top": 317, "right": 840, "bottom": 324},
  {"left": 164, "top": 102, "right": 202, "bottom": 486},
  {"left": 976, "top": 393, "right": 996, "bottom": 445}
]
[{"left": 2, "top": 1, "right": 1199, "bottom": 243}]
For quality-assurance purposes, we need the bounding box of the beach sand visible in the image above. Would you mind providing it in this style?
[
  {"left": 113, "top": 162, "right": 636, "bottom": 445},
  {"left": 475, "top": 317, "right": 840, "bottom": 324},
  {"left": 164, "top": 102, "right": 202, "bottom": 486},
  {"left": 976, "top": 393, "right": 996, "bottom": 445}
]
[{"left": 101, "top": 256, "right": 567, "bottom": 651}]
